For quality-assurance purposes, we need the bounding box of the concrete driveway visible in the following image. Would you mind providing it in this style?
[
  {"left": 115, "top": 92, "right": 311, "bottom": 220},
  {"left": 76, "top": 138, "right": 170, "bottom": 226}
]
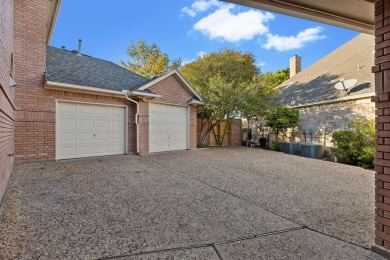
[{"left": 0, "top": 147, "right": 383, "bottom": 259}]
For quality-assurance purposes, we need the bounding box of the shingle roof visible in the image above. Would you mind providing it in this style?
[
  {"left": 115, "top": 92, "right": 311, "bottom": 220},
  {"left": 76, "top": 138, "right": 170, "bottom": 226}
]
[
  {"left": 45, "top": 46, "right": 150, "bottom": 91},
  {"left": 278, "top": 33, "right": 374, "bottom": 106}
]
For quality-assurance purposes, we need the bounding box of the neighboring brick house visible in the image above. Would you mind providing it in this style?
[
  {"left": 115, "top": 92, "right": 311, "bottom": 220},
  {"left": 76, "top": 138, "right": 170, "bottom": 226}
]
[{"left": 277, "top": 33, "right": 375, "bottom": 148}]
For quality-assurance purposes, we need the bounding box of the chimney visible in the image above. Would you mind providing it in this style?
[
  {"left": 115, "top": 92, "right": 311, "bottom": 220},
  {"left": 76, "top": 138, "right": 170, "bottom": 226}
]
[
  {"left": 77, "top": 39, "right": 82, "bottom": 56},
  {"left": 289, "top": 55, "right": 301, "bottom": 78}
]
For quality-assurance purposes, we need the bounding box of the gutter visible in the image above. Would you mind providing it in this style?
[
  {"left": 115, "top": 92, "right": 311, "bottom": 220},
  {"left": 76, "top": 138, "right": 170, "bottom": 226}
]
[
  {"left": 45, "top": 81, "right": 127, "bottom": 98},
  {"left": 125, "top": 92, "right": 140, "bottom": 155},
  {"left": 128, "top": 90, "right": 161, "bottom": 98}
]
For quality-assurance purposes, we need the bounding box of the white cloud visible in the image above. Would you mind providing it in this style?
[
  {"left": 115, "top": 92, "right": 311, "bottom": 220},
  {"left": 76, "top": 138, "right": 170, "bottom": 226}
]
[
  {"left": 262, "top": 27, "right": 326, "bottom": 51},
  {"left": 197, "top": 51, "right": 208, "bottom": 58},
  {"left": 193, "top": 5, "right": 274, "bottom": 42},
  {"left": 257, "top": 61, "right": 266, "bottom": 67},
  {"left": 182, "top": 0, "right": 221, "bottom": 17},
  {"left": 181, "top": 59, "right": 195, "bottom": 66}
]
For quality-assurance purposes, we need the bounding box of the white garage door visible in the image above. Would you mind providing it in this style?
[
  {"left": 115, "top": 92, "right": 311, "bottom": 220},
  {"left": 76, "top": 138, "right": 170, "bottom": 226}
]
[
  {"left": 149, "top": 103, "right": 188, "bottom": 153},
  {"left": 56, "top": 102, "right": 126, "bottom": 160}
]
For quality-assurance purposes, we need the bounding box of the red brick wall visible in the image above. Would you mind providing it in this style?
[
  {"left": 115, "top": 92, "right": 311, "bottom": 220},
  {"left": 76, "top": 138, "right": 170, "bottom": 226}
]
[
  {"left": 13, "top": 0, "right": 138, "bottom": 161},
  {"left": 190, "top": 106, "right": 197, "bottom": 149},
  {"left": 149, "top": 75, "right": 192, "bottom": 106},
  {"left": 373, "top": 0, "right": 390, "bottom": 252},
  {"left": 138, "top": 100, "right": 149, "bottom": 154},
  {"left": 14, "top": 0, "right": 47, "bottom": 162},
  {"left": 0, "top": 0, "right": 15, "bottom": 203}
]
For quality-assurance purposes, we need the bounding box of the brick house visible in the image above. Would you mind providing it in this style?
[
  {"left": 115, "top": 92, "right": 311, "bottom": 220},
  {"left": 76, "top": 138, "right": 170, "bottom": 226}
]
[
  {"left": 44, "top": 46, "right": 203, "bottom": 160},
  {"left": 4, "top": 0, "right": 390, "bottom": 256},
  {"left": 1, "top": 0, "right": 63, "bottom": 205},
  {"left": 277, "top": 34, "right": 375, "bottom": 149},
  {"left": 0, "top": 0, "right": 203, "bottom": 203}
]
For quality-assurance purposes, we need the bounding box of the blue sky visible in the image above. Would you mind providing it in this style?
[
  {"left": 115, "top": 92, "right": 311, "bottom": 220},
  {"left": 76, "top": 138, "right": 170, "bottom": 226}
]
[{"left": 51, "top": 0, "right": 360, "bottom": 73}]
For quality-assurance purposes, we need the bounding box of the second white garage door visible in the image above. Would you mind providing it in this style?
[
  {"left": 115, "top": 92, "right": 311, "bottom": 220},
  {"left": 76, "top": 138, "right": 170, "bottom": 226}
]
[
  {"left": 149, "top": 103, "right": 188, "bottom": 153},
  {"left": 56, "top": 102, "right": 126, "bottom": 160}
]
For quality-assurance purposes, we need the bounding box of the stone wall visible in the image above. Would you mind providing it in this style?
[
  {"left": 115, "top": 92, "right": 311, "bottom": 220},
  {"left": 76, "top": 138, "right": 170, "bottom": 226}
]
[{"left": 279, "top": 98, "right": 374, "bottom": 148}]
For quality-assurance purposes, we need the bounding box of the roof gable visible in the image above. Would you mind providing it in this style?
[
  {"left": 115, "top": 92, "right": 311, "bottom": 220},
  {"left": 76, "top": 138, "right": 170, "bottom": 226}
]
[{"left": 137, "top": 70, "right": 204, "bottom": 102}]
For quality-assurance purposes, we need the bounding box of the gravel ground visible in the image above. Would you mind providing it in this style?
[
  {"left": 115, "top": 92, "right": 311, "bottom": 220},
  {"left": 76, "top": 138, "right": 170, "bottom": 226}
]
[{"left": 0, "top": 147, "right": 382, "bottom": 259}]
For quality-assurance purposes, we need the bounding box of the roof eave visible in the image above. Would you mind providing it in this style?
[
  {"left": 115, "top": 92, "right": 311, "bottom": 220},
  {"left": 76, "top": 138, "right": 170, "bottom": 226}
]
[
  {"left": 45, "top": 80, "right": 127, "bottom": 98},
  {"left": 46, "top": 0, "right": 62, "bottom": 44}
]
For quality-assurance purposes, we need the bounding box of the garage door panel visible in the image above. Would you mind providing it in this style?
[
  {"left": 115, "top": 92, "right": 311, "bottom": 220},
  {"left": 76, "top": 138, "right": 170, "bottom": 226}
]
[
  {"left": 60, "top": 103, "right": 77, "bottom": 113},
  {"left": 112, "top": 120, "right": 124, "bottom": 128},
  {"left": 112, "top": 108, "right": 125, "bottom": 116},
  {"left": 79, "top": 105, "right": 95, "bottom": 115},
  {"left": 112, "top": 132, "right": 125, "bottom": 140},
  {"left": 97, "top": 106, "right": 111, "bottom": 116},
  {"left": 149, "top": 103, "right": 188, "bottom": 153},
  {"left": 57, "top": 102, "right": 126, "bottom": 160},
  {"left": 59, "top": 132, "right": 77, "bottom": 142},
  {"left": 111, "top": 144, "right": 125, "bottom": 153},
  {"left": 96, "top": 132, "right": 110, "bottom": 141},
  {"left": 79, "top": 146, "right": 95, "bottom": 155},
  {"left": 59, "top": 147, "right": 77, "bottom": 158},
  {"left": 96, "top": 145, "right": 110, "bottom": 153},
  {"left": 79, "top": 119, "right": 94, "bottom": 128},
  {"left": 59, "top": 118, "right": 77, "bottom": 128},
  {"left": 79, "top": 132, "right": 94, "bottom": 141},
  {"left": 97, "top": 119, "right": 110, "bottom": 128}
]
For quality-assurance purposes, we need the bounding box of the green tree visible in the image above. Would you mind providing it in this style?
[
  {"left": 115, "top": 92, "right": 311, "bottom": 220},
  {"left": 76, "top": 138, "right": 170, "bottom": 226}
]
[
  {"left": 261, "top": 68, "right": 290, "bottom": 88},
  {"left": 265, "top": 106, "right": 299, "bottom": 138},
  {"left": 120, "top": 40, "right": 181, "bottom": 78},
  {"left": 181, "top": 49, "right": 276, "bottom": 146}
]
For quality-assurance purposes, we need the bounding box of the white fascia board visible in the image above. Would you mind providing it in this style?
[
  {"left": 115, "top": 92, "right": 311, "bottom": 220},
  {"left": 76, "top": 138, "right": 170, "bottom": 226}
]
[
  {"left": 137, "top": 70, "right": 204, "bottom": 102},
  {"left": 45, "top": 80, "right": 126, "bottom": 98},
  {"left": 188, "top": 101, "right": 205, "bottom": 106},
  {"left": 289, "top": 92, "right": 375, "bottom": 108},
  {"left": 129, "top": 91, "right": 161, "bottom": 98}
]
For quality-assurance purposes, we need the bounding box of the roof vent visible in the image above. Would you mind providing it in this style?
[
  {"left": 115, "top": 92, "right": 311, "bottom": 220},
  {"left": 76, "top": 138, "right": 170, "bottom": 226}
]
[{"left": 77, "top": 39, "right": 82, "bottom": 56}]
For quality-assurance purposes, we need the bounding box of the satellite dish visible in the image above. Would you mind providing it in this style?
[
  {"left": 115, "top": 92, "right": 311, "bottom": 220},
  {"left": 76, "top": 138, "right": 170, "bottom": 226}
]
[{"left": 334, "top": 79, "right": 358, "bottom": 95}]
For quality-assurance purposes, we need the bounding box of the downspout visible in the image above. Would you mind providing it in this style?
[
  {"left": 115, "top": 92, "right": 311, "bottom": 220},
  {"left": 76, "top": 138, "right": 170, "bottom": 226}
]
[{"left": 125, "top": 92, "right": 140, "bottom": 155}]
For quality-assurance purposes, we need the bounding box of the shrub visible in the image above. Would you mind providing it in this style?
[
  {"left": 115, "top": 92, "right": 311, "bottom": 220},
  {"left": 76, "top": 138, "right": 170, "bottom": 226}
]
[
  {"left": 272, "top": 140, "right": 281, "bottom": 151},
  {"left": 331, "top": 118, "right": 375, "bottom": 169},
  {"left": 197, "top": 143, "right": 209, "bottom": 149}
]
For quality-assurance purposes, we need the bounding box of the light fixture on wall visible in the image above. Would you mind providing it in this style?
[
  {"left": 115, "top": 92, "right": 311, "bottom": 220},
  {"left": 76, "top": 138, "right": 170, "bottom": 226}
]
[
  {"left": 9, "top": 52, "right": 17, "bottom": 87},
  {"left": 9, "top": 75, "right": 17, "bottom": 87}
]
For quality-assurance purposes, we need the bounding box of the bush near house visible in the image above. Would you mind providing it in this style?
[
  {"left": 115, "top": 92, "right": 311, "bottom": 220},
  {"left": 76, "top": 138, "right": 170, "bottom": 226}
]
[
  {"left": 265, "top": 106, "right": 299, "bottom": 137},
  {"left": 331, "top": 118, "right": 375, "bottom": 169}
]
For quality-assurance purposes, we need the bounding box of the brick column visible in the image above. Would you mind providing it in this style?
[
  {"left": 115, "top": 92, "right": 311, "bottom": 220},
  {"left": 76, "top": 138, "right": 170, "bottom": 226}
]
[
  {"left": 373, "top": 0, "right": 390, "bottom": 257},
  {"left": 190, "top": 106, "right": 197, "bottom": 149},
  {"left": 138, "top": 100, "right": 149, "bottom": 154}
]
